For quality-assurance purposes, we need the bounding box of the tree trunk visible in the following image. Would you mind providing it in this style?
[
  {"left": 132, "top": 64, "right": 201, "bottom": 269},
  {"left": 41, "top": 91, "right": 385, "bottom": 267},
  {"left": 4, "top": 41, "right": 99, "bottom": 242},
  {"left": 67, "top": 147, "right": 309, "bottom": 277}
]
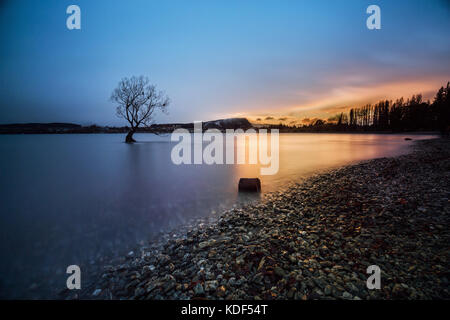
[{"left": 125, "top": 129, "right": 136, "bottom": 143}]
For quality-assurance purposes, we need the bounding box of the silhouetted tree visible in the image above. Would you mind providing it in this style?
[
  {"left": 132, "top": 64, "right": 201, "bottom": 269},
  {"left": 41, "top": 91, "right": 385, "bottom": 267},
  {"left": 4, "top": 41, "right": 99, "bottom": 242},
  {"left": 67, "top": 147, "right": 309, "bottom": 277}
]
[
  {"left": 349, "top": 109, "right": 357, "bottom": 128},
  {"left": 111, "top": 76, "right": 169, "bottom": 143},
  {"left": 433, "top": 82, "right": 450, "bottom": 134},
  {"left": 336, "top": 84, "right": 448, "bottom": 133},
  {"left": 389, "top": 98, "right": 404, "bottom": 131}
]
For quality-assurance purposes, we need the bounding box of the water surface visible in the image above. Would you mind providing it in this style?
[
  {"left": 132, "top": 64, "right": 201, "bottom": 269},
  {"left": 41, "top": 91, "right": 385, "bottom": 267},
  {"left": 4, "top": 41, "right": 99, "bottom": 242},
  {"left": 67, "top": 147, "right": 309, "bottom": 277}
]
[{"left": 0, "top": 133, "right": 437, "bottom": 298}]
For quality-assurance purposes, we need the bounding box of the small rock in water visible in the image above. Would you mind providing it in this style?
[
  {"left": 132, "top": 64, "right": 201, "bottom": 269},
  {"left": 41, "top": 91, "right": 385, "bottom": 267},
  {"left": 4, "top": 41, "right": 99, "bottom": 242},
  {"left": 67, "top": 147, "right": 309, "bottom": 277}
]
[{"left": 238, "top": 178, "right": 261, "bottom": 192}]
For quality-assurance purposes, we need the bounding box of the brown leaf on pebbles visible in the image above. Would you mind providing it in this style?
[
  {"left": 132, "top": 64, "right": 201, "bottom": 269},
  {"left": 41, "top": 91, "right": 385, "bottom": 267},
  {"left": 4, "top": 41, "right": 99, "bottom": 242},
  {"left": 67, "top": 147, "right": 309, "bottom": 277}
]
[{"left": 216, "top": 285, "right": 226, "bottom": 297}]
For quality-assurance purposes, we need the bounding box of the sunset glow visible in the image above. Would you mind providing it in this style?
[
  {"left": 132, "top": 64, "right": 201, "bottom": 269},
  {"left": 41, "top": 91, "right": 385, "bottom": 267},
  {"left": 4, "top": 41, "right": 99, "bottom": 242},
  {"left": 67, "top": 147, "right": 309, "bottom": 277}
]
[
  {"left": 239, "top": 76, "right": 449, "bottom": 125},
  {"left": 1, "top": 0, "right": 449, "bottom": 126}
]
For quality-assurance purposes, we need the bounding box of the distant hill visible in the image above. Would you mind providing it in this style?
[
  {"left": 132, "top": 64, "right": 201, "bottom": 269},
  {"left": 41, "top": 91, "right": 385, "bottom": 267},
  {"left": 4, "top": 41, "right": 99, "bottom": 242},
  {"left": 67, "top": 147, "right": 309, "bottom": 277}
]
[
  {"left": 0, "top": 123, "right": 82, "bottom": 134},
  {"left": 149, "top": 118, "right": 253, "bottom": 132},
  {"left": 204, "top": 118, "right": 252, "bottom": 130},
  {"left": 0, "top": 118, "right": 253, "bottom": 134}
]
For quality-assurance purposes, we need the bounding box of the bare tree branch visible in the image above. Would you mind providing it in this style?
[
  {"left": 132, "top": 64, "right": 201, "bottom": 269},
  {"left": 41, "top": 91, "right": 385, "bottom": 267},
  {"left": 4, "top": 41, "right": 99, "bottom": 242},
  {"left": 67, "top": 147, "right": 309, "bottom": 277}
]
[{"left": 110, "top": 76, "right": 170, "bottom": 142}]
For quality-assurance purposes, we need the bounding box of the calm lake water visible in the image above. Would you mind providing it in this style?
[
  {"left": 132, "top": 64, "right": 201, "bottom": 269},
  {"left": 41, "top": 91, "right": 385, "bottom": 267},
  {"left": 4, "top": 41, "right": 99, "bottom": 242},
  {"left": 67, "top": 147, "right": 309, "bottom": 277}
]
[{"left": 0, "top": 133, "right": 437, "bottom": 298}]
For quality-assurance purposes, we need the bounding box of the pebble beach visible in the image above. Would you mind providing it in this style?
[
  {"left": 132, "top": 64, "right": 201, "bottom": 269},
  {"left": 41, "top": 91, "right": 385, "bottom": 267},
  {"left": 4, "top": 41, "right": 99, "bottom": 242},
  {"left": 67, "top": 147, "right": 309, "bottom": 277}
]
[{"left": 70, "top": 137, "right": 450, "bottom": 300}]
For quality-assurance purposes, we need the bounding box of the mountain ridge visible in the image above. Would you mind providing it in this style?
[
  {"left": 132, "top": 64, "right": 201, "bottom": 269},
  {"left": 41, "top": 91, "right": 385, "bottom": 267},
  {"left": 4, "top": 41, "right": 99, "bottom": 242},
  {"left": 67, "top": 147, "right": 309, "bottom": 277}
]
[{"left": 0, "top": 118, "right": 253, "bottom": 134}]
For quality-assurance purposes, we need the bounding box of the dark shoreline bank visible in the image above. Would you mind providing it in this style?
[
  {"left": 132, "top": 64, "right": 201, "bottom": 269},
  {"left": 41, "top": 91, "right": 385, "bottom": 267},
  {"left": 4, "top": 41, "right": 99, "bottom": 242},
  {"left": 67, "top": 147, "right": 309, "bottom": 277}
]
[
  {"left": 0, "top": 122, "right": 443, "bottom": 135},
  {"left": 66, "top": 138, "right": 449, "bottom": 300}
]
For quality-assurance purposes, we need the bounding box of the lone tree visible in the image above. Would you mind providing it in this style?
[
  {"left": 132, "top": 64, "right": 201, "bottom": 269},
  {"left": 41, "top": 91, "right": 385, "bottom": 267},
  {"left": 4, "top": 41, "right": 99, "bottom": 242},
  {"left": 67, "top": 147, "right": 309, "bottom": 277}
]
[{"left": 111, "top": 76, "right": 169, "bottom": 143}]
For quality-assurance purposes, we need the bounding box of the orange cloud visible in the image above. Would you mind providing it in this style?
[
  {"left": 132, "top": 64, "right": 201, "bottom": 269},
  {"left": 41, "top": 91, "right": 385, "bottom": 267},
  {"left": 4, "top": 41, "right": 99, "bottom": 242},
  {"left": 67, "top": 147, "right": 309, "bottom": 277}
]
[{"left": 229, "top": 76, "right": 448, "bottom": 124}]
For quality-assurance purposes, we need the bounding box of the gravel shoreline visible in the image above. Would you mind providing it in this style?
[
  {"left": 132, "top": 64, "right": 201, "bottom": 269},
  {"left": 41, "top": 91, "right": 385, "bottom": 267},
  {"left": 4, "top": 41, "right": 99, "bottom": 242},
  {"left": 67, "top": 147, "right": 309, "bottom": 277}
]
[{"left": 73, "top": 138, "right": 450, "bottom": 300}]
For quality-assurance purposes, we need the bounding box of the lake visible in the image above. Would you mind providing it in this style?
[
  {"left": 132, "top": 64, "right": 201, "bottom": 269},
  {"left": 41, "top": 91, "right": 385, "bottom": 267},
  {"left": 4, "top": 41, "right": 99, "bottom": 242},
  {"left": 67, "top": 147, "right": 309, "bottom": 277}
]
[{"left": 0, "top": 133, "right": 437, "bottom": 298}]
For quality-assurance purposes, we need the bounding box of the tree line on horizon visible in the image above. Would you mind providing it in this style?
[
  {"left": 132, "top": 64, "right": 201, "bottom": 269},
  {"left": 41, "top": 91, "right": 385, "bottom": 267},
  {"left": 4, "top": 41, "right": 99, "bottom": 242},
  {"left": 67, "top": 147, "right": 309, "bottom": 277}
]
[{"left": 268, "top": 82, "right": 450, "bottom": 133}]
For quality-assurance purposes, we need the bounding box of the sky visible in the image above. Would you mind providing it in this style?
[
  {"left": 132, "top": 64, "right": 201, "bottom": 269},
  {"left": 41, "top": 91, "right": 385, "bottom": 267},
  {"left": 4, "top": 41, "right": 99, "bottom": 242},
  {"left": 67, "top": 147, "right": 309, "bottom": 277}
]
[{"left": 0, "top": 0, "right": 449, "bottom": 126}]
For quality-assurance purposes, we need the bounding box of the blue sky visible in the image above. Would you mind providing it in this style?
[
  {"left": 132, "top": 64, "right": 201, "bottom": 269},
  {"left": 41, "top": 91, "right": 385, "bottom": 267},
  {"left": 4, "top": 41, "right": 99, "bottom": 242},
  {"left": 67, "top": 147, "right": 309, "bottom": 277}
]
[{"left": 0, "top": 0, "right": 449, "bottom": 125}]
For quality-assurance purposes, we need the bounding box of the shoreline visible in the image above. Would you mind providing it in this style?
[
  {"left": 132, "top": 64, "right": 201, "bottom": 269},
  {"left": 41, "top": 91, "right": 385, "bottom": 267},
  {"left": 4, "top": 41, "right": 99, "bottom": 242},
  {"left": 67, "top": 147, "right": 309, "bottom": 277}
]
[
  {"left": 0, "top": 131, "right": 442, "bottom": 136},
  {"left": 67, "top": 137, "right": 450, "bottom": 300}
]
